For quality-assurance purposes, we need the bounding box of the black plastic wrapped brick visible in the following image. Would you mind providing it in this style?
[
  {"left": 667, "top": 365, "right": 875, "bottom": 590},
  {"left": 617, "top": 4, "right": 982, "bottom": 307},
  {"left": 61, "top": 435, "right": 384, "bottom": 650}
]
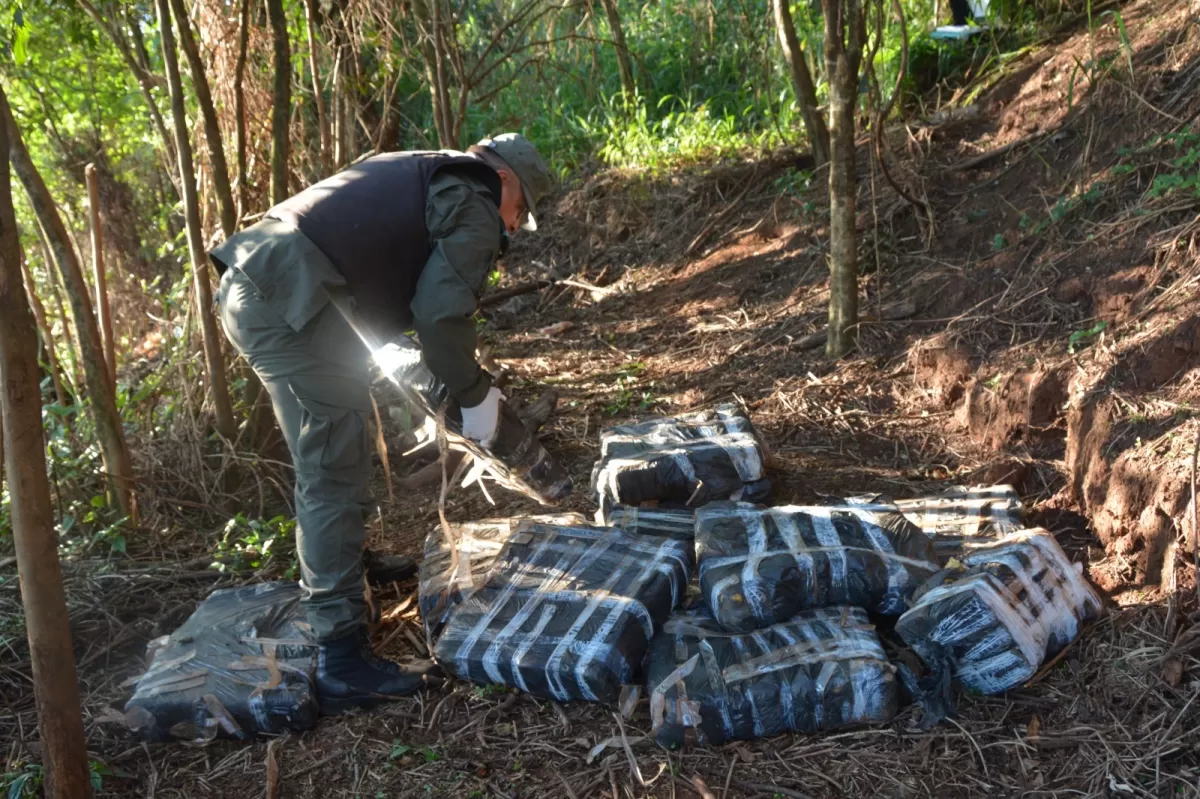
[
  {"left": 843, "top": 484, "right": 1024, "bottom": 561},
  {"left": 896, "top": 528, "right": 1104, "bottom": 696},
  {"left": 433, "top": 521, "right": 693, "bottom": 704},
  {"left": 418, "top": 513, "right": 589, "bottom": 639},
  {"left": 590, "top": 404, "right": 771, "bottom": 515},
  {"left": 646, "top": 606, "right": 898, "bottom": 746},
  {"left": 696, "top": 503, "right": 939, "bottom": 632},
  {"left": 600, "top": 505, "right": 696, "bottom": 541},
  {"left": 123, "top": 582, "right": 318, "bottom": 742}
]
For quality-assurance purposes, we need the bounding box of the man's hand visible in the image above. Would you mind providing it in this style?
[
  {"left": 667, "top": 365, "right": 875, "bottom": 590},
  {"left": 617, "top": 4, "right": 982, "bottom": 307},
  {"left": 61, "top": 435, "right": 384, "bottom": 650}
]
[{"left": 460, "top": 387, "right": 505, "bottom": 447}]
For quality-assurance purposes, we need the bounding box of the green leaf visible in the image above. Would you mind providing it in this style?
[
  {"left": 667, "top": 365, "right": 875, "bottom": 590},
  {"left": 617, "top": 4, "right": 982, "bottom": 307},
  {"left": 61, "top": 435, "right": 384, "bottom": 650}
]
[
  {"left": 11, "top": 8, "right": 29, "bottom": 67},
  {"left": 89, "top": 762, "right": 105, "bottom": 792},
  {"left": 8, "top": 773, "right": 31, "bottom": 799},
  {"left": 1068, "top": 321, "right": 1108, "bottom": 353},
  {"left": 389, "top": 741, "right": 412, "bottom": 760}
]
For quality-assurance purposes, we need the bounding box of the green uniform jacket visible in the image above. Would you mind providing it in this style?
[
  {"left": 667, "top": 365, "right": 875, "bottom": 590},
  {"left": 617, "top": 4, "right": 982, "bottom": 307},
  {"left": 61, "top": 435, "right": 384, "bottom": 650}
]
[
  {"left": 412, "top": 168, "right": 505, "bottom": 408},
  {"left": 212, "top": 165, "right": 504, "bottom": 408}
]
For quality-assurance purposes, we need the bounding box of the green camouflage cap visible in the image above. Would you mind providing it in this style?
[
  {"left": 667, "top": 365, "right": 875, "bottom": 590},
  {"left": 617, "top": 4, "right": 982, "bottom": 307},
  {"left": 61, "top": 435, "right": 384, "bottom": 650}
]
[{"left": 479, "top": 133, "right": 551, "bottom": 231}]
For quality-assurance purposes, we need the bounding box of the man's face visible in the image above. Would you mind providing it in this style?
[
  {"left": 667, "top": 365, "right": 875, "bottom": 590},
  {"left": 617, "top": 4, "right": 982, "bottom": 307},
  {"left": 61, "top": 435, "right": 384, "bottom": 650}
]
[{"left": 497, "top": 168, "right": 529, "bottom": 235}]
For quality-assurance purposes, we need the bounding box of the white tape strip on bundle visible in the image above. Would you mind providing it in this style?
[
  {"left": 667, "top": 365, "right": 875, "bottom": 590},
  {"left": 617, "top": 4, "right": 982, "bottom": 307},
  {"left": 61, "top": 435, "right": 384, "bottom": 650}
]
[
  {"left": 720, "top": 635, "right": 886, "bottom": 683},
  {"left": 604, "top": 506, "right": 696, "bottom": 536}
]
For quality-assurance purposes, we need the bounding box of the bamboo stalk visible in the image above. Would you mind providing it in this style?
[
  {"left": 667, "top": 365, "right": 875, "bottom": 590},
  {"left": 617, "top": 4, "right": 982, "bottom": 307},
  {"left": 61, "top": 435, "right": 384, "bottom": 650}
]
[
  {"left": 19, "top": 254, "right": 69, "bottom": 407},
  {"left": 85, "top": 163, "right": 117, "bottom": 391}
]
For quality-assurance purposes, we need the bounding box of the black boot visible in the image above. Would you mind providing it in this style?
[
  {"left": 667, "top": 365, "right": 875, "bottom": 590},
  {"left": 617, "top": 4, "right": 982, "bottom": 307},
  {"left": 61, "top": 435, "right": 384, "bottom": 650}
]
[
  {"left": 362, "top": 549, "right": 418, "bottom": 586},
  {"left": 315, "top": 629, "right": 438, "bottom": 714}
]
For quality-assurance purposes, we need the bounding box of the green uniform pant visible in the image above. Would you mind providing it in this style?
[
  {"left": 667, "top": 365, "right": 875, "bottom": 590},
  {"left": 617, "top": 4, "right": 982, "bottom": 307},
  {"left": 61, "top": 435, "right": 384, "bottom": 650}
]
[{"left": 215, "top": 236, "right": 373, "bottom": 642}]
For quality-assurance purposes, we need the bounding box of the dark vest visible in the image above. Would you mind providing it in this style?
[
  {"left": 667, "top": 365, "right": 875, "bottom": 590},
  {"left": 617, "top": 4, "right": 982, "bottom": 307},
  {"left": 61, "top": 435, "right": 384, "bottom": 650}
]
[{"left": 266, "top": 152, "right": 501, "bottom": 340}]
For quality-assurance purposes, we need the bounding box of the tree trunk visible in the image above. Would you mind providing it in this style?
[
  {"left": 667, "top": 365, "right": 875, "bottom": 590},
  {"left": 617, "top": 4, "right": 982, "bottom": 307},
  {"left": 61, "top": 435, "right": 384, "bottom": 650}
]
[
  {"left": 20, "top": 256, "right": 69, "bottom": 407},
  {"left": 234, "top": 0, "right": 250, "bottom": 218},
  {"left": 331, "top": 50, "right": 346, "bottom": 167},
  {"left": 156, "top": 0, "right": 237, "bottom": 441},
  {"left": 415, "top": 0, "right": 453, "bottom": 148},
  {"left": 375, "top": 74, "right": 402, "bottom": 152},
  {"left": 821, "top": 0, "right": 865, "bottom": 359},
  {"left": 4, "top": 85, "right": 134, "bottom": 516},
  {"left": 266, "top": 0, "right": 292, "bottom": 205},
  {"left": 85, "top": 164, "right": 116, "bottom": 391},
  {"left": 430, "top": 0, "right": 455, "bottom": 147},
  {"left": 304, "top": 0, "right": 332, "bottom": 175},
  {"left": 773, "top": 0, "right": 830, "bottom": 166},
  {"left": 0, "top": 82, "right": 93, "bottom": 799},
  {"left": 168, "top": 0, "right": 236, "bottom": 238},
  {"left": 599, "top": 0, "right": 637, "bottom": 99}
]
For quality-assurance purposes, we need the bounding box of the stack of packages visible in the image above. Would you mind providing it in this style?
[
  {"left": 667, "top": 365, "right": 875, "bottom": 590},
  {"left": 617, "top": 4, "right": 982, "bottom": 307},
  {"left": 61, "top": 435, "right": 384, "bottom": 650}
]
[
  {"left": 645, "top": 487, "right": 1103, "bottom": 742},
  {"left": 419, "top": 405, "right": 1105, "bottom": 746},
  {"left": 647, "top": 502, "right": 934, "bottom": 745}
]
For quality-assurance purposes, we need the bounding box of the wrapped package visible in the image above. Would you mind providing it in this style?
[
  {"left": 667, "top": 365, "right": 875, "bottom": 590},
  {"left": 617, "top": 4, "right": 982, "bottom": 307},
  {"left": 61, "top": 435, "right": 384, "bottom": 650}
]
[
  {"left": 646, "top": 606, "right": 897, "bottom": 746},
  {"left": 600, "top": 505, "right": 696, "bottom": 541},
  {"left": 590, "top": 404, "right": 771, "bottom": 514},
  {"left": 895, "top": 484, "right": 1023, "bottom": 556},
  {"left": 696, "top": 503, "right": 939, "bottom": 632},
  {"left": 433, "top": 521, "right": 693, "bottom": 704},
  {"left": 846, "top": 484, "right": 1023, "bottom": 560},
  {"left": 124, "top": 582, "right": 318, "bottom": 742},
  {"left": 374, "top": 337, "right": 572, "bottom": 504},
  {"left": 896, "top": 528, "right": 1104, "bottom": 695},
  {"left": 418, "top": 513, "right": 588, "bottom": 637}
]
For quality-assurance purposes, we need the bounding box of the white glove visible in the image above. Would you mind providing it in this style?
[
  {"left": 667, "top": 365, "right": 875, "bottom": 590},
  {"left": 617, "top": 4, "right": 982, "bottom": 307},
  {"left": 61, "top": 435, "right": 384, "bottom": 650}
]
[{"left": 460, "top": 387, "right": 505, "bottom": 447}]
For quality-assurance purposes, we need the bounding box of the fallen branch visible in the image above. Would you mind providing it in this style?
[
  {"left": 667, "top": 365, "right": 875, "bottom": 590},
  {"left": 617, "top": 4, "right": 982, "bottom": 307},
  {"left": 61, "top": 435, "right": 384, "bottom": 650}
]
[
  {"left": 788, "top": 300, "right": 918, "bottom": 351},
  {"left": 555, "top": 772, "right": 580, "bottom": 799},
  {"left": 946, "top": 130, "right": 1049, "bottom": 173},
  {"left": 479, "top": 279, "right": 553, "bottom": 307},
  {"left": 1192, "top": 423, "right": 1198, "bottom": 603},
  {"left": 732, "top": 780, "right": 815, "bottom": 799}
]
